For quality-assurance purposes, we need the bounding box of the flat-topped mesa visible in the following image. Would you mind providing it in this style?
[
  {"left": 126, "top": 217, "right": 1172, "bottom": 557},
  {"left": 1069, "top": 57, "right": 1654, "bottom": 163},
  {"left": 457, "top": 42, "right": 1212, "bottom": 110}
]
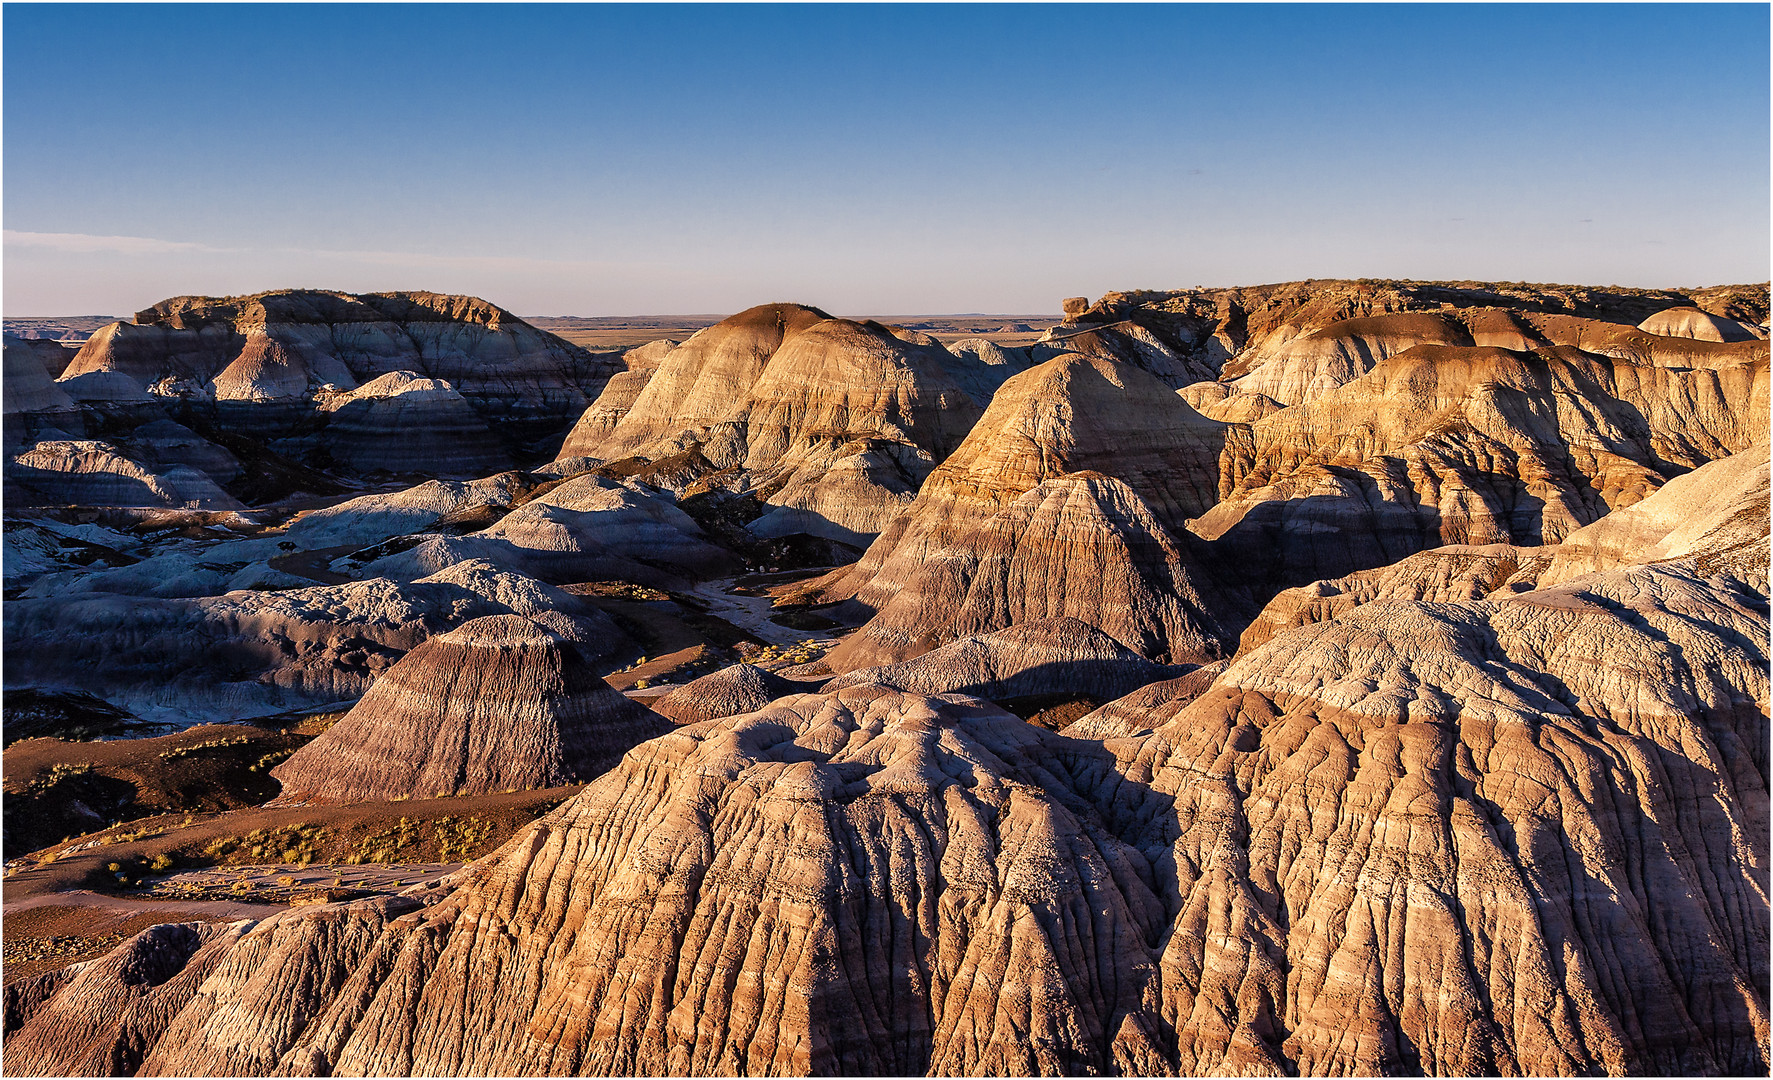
[
  {"left": 573, "top": 303, "right": 986, "bottom": 545},
  {"left": 268, "top": 613, "right": 666, "bottom": 804},
  {"left": 1224, "top": 305, "right": 1773, "bottom": 403},
  {"left": 132, "top": 290, "right": 517, "bottom": 331},
  {"left": 61, "top": 289, "right": 620, "bottom": 444},
  {"left": 1053, "top": 278, "right": 1769, "bottom": 395}
]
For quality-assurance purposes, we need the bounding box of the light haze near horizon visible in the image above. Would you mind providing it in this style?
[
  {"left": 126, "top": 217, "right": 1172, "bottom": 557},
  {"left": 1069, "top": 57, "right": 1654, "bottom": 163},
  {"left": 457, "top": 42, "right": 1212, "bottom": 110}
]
[{"left": 5, "top": 3, "right": 1767, "bottom": 317}]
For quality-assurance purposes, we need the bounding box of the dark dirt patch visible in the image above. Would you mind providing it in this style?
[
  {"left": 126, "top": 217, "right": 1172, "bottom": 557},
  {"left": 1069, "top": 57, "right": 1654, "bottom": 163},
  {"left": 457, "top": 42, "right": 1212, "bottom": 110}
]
[
  {"left": 1, "top": 689, "right": 166, "bottom": 746},
  {"left": 997, "top": 695, "right": 1104, "bottom": 732},
  {"left": 565, "top": 580, "right": 671, "bottom": 602},
  {"left": 573, "top": 591, "right": 759, "bottom": 661},
  {"left": 2, "top": 724, "right": 311, "bottom": 859},
  {"left": 603, "top": 644, "right": 734, "bottom": 692},
  {"left": 6, "top": 787, "right": 577, "bottom": 906},
  {"left": 768, "top": 610, "right": 843, "bottom": 632},
  {"left": 3, "top": 907, "right": 162, "bottom": 984}
]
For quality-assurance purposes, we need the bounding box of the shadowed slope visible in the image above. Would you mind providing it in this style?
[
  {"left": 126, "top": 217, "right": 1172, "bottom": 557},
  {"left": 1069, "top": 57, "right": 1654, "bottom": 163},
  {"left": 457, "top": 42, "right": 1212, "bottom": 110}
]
[
  {"left": 269, "top": 615, "right": 665, "bottom": 803},
  {"left": 805, "top": 353, "right": 1238, "bottom": 669}
]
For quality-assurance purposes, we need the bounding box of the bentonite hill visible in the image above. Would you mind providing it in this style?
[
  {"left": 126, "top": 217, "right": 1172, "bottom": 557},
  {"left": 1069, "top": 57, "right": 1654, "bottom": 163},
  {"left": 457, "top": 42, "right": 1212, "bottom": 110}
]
[{"left": 2, "top": 279, "right": 1768, "bottom": 1077}]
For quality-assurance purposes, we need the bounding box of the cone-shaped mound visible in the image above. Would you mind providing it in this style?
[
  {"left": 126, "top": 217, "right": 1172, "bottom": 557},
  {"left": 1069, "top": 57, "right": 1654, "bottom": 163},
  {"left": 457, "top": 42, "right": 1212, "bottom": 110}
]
[
  {"left": 578, "top": 304, "right": 986, "bottom": 544},
  {"left": 800, "top": 351, "right": 1229, "bottom": 618},
  {"left": 823, "top": 617, "right": 1177, "bottom": 702},
  {"left": 651, "top": 662, "right": 801, "bottom": 725},
  {"left": 590, "top": 303, "right": 833, "bottom": 462},
  {"left": 823, "top": 471, "right": 1246, "bottom": 671},
  {"left": 269, "top": 614, "right": 666, "bottom": 803}
]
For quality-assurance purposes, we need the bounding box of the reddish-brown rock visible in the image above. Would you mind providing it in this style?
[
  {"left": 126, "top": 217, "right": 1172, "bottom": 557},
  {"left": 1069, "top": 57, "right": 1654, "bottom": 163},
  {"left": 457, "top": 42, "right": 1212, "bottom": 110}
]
[{"left": 269, "top": 614, "right": 665, "bottom": 803}]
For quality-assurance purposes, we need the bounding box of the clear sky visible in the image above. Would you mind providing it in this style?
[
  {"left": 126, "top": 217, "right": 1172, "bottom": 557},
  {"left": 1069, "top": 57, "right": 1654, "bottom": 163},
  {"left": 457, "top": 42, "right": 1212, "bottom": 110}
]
[{"left": 4, "top": 3, "right": 1767, "bottom": 316}]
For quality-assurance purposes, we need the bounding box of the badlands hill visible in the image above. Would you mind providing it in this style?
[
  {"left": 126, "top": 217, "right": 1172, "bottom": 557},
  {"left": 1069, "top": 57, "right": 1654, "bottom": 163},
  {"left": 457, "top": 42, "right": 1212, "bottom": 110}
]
[
  {"left": 269, "top": 614, "right": 667, "bottom": 803},
  {"left": 564, "top": 303, "right": 999, "bottom": 548},
  {"left": 11, "top": 448, "right": 1765, "bottom": 1073},
  {"left": 2, "top": 291, "right": 635, "bottom": 515},
  {"left": 776, "top": 281, "right": 1768, "bottom": 668},
  {"left": 807, "top": 352, "right": 1245, "bottom": 670},
  {"left": 2, "top": 279, "right": 1767, "bottom": 1079},
  {"left": 1053, "top": 278, "right": 1766, "bottom": 384},
  {"left": 64, "top": 290, "right": 617, "bottom": 429}
]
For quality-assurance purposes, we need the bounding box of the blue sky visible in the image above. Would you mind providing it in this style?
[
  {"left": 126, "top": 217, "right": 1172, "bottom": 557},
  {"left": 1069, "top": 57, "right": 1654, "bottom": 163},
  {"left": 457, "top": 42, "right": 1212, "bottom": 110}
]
[{"left": 5, "top": 3, "right": 1767, "bottom": 316}]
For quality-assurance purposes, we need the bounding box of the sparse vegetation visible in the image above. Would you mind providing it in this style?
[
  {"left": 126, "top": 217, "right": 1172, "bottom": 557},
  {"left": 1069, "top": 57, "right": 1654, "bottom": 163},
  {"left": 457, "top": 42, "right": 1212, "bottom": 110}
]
[
  {"left": 3, "top": 933, "right": 124, "bottom": 968},
  {"left": 350, "top": 814, "right": 496, "bottom": 863},
  {"left": 204, "top": 823, "right": 331, "bottom": 866},
  {"left": 248, "top": 748, "right": 296, "bottom": 773},
  {"left": 158, "top": 734, "right": 252, "bottom": 761},
  {"left": 28, "top": 762, "right": 94, "bottom": 791},
  {"left": 738, "top": 638, "right": 827, "bottom": 668}
]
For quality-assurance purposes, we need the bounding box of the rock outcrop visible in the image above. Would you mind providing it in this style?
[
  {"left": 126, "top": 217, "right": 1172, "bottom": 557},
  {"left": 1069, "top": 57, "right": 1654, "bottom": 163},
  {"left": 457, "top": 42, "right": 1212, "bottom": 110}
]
[
  {"left": 1060, "top": 279, "right": 1770, "bottom": 393},
  {"left": 361, "top": 473, "right": 734, "bottom": 589},
  {"left": 269, "top": 614, "right": 666, "bottom": 803},
  {"left": 119, "top": 419, "right": 242, "bottom": 484},
  {"left": 577, "top": 304, "right": 985, "bottom": 545},
  {"left": 7, "top": 440, "right": 242, "bottom": 509},
  {"left": 1234, "top": 440, "right": 1769, "bottom": 655},
  {"left": 1197, "top": 334, "right": 1767, "bottom": 589},
  {"left": 555, "top": 339, "right": 677, "bottom": 460},
  {"left": 6, "top": 280, "right": 1769, "bottom": 1079},
  {"left": 55, "top": 370, "right": 157, "bottom": 405},
  {"left": 281, "top": 473, "right": 535, "bottom": 551},
  {"left": 4, "top": 920, "right": 252, "bottom": 1076},
  {"left": 1638, "top": 305, "right": 1758, "bottom": 341},
  {"left": 806, "top": 353, "right": 1239, "bottom": 669},
  {"left": 1541, "top": 440, "right": 1770, "bottom": 584},
  {"left": 60, "top": 290, "right": 621, "bottom": 443},
  {"left": 650, "top": 663, "right": 801, "bottom": 725},
  {"left": 3, "top": 336, "right": 75, "bottom": 415},
  {"left": 1058, "top": 660, "right": 1229, "bottom": 740},
  {"left": 824, "top": 471, "right": 1244, "bottom": 670}
]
